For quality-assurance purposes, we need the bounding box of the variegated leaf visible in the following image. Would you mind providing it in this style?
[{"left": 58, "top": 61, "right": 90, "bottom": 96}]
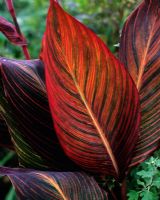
[
  {"left": 119, "top": 0, "right": 160, "bottom": 167},
  {"left": 0, "top": 115, "right": 12, "bottom": 149},
  {"left": 0, "top": 16, "right": 26, "bottom": 46},
  {"left": 0, "top": 167, "right": 108, "bottom": 200},
  {"left": 0, "top": 57, "right": 77, "bottom": 171},
  {"left": 41, "top": 0, "right": 141, "bottom": 179}
]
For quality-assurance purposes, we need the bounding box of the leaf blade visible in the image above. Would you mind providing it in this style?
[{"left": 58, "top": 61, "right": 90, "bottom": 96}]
[
  {"left": 0, "top": 16, "right": 26, "bottom": 46},
  {"left": 0, "top": 167, "right": 108, "bottom": 200},
  {"left": 119, "top": 0, "right": 160, "bottom": 167},
  {"left": 0, "top": 58, "right": 77, "bottom": 171},
  {"left": 0, "top": 115, "right": 12, "bottom": 149},
  {"left": 41, "top": 0, "right": 141, "bottom": 179}
]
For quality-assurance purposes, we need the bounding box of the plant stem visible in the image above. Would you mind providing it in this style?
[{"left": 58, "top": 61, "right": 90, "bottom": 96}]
[
  {"left": 121, "top": 178, "right": 127, "bottom": 200},
  {"left": 110, "top": 179, "right": 127, "bottom": 200},
  {"left": 5, "top": 0, "right": 31, "bottom": 59},
  {"left": 22, "top": 46, "right": 30, "bottom": 60},
  {"left": 109, "top": 189, "right": 119, "bottom": 200}
]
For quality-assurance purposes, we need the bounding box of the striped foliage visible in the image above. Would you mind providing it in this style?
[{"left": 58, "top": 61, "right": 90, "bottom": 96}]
[
  {"left": 41, "top": 0, "right": 141, "bottom": 179},
  {"left": 0, "top": 69, "right": 12, "bottom": 149},
  {"left": 0, "top": 57, "right": 77, "bottom": 171},
  {"left": 0, "top": 115, "right": 12, "bottom": 149},
  {"left": 0, "top": 16, "right": 26, "bottom": 46},
  {"left": 119, "top": 0, "right": 160, "bottom": 167},
  {"left": 0, "top": 167, "right": 108, "bottom": 200}
]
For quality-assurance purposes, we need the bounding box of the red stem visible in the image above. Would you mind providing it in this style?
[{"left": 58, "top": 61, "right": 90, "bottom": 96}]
[
  {"left": 5, "top": 0, "right": 31, "bottom": 59},
  {"left": 121, "top": 178, "right": 127, "bottom": 200},
  {"left": 22, "top": 46, "right": 30, "bottom": 60},
  {"left": 110, "top": 190, "right": 119, "bottom": 200},
  {"left": 109, "top": 178, "right": 127, "bottom": 200}
]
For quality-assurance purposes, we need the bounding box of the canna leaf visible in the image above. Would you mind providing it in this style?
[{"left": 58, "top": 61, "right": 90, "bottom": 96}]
[
  {"left": 41, "top": 0, "right": 141, "bottom": 179},
  {"left": 4, "top": 0, "right": 30, "bottom": 59},
  {"left": 0, "top": 57, "right": 77, "bottom": 171},
  {"left": 0, "top": 16, "right": 26, "bottom": 46},
  {"left": 0, "top": 167, "right": 108, "bottom": 200},
  {"left": 0, "top": 115, "right": 13, "bottom": 149},
  {"left": 119, "top": 0, "right": 160, "bottom": 167}
]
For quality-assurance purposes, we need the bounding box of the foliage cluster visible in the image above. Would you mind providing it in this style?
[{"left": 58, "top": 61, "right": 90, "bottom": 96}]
[
  {"left": 0, "top": 0, "right": 159, "bottom": 200},
  {"left": 128, "top": 150, "right": 160, "bottom": 200}
]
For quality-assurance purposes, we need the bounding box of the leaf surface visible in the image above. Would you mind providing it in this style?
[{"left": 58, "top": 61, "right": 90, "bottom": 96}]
[
  {"left": 0, "top": 16, "right": 26, "bottom": 46},
  {"left": 0, "top": 167, "right": 108, "bottom": 200},
  {"left": 119, "top": 0, "right": 160, "bottom": 167},
  {"left": 41, "top": 0, "right": 141, "bottom": 179},
  {"left": 0, "top": 115, "right": 12, "bottom": 149},
  {"left": 0, "top": 58, "right": 77, "bottom": 171}
]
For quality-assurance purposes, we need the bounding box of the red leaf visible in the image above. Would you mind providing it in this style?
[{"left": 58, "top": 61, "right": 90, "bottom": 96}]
[
  {"left": 0, "top": 16, "right": 26, "bottom": 46},
  {"left": 41, "top": 0, "right": 141, "bottom": 179},
  {"left": 4, "top": 0, "right": 30, "bottom": 59},
  {"left": 119, "top": 0, "right": 160, "bottom": 167}
]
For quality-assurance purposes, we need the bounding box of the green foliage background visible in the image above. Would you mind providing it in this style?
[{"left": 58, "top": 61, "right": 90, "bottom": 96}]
[
  {"left": 0, "top": 0, "right": 140, "bottom": 58},
  {"left": 0, "top": 0, "right": 159, "bottom": 200}
]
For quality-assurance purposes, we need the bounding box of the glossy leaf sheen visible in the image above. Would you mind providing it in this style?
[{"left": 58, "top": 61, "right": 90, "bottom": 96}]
[
  {"left": 41, "top": 0, "right": 141, "bottom": 179},
  {"left": 119, "top": 0, "right": 160, "bottom": 167},
  {"left": 0, "top": 167, "right": 108, "bottom": 200},
  {"left": 0, "top": 58, "right": 77, "bottom": 171},
  {"left": 0, "top": 16, "right": 26, "bottom": 46}
]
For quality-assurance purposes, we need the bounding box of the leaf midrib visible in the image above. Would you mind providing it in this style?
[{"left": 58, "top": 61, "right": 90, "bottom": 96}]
[
  {"left": 136, "top": 18, "right": 157, "bottom": 91},
  {"left": 69, "top": 69, "right": 119, "bottom": 176},
  {"left": 36, "top": 173, "right": 68, "bottom": 200},
  {"left": 49, "top": 2, "right": 119, "bottom": 176}
]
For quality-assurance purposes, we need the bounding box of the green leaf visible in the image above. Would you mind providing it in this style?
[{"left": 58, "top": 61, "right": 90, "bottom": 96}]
[
  {"left": 152, "top": 177, "right": 160, "bottom": 188},
  {"left": 0, "top": 151, "right": 14, "bottom": 166},
  {"left": 155, "top": 160, "right": 160, "bottom": 167},
  {"left": 137, "top": 170, "right": 156, "bottom": 178},
  {"left": 127, "top": 190, "right": 139, "bottom": 200},
  {"left": 140, "top": 191, "right": 157, "bottom": 200},
  {"left": 5, "top": 187, "right": 16, "bottom": 200},
  {"left": 137, "top": 179, "right": 145, "bottom": 187}
]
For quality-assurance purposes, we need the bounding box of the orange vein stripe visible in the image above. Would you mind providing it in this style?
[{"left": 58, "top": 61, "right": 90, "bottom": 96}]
[
  {"left": 71, "top": 74, "right": 119, "bottom": 175},
  {"left": 137, "top": 20, "right": 157, "bottom": 90}
]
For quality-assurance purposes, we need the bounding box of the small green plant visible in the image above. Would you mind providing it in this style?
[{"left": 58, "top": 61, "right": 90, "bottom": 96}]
[{"left": 127, "top": 150, "right": 160, "bottom": 200}]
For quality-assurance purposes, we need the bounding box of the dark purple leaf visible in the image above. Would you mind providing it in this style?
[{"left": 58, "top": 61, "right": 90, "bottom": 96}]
[
  {"left": 119, "top": 0, "right": 160, "bottom": 167},
  {"left": 0, "top": 57, "right": 78, "bottom": 171},
  {"left": 0, "top": 115, "right": 13, "bottom": 149},
  {"left": 0, "top": 16, "right": 26, "bottom": 46},
  {"left": 0, "top": 167, "right": 108, "bottom": 200}
]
